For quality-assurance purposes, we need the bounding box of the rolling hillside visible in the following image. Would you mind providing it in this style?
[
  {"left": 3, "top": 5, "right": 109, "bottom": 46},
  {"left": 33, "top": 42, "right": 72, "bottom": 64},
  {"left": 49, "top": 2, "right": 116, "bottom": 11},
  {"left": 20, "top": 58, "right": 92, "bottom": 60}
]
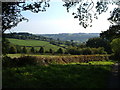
[
  {"left": 8, "top": 38, "right": 65, "bottom": 52},
  {"left": 39, "top": 33, "right": 100, "bottom": 43}
]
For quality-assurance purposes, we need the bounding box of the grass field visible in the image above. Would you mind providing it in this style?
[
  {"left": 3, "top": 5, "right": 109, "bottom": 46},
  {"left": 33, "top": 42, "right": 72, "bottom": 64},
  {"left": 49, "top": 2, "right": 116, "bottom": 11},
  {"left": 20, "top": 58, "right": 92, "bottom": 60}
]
[
  {"left": 3, "top": 62, "right": 113, "bottom": 88},
  {"left": 3, "top": 53, "right": 115, "bottom": 88},
  {"left": 8, "top": 38, "right": 65, "bottom": 52},
  {"left": 4, "top": 51, "right": 116, "bottom": 88}
]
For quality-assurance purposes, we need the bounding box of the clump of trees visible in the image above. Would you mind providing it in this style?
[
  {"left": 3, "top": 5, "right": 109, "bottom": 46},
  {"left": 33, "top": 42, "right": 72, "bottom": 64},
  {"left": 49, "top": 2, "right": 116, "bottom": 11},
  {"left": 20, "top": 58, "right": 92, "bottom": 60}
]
[
  {"left": 66, "top": 47, "right": 106, "bottom": 55},
  {"left": 56, "top": 48, "right": 64, "bottom": 54},
  {"left": 86, "top": 37, "right": 112, "bottom": 53},
  {"left": 110, "top": 38, "right": 120, "bottom": 60}
]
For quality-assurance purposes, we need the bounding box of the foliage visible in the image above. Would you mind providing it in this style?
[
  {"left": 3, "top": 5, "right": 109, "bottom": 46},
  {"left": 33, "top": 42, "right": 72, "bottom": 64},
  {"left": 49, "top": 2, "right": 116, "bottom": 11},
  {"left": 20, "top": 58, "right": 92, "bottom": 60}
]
[
  {"left": 63, "top": 0, "right": 119, "bottom": 28},
  {"left": 110, "top": 38, "right": 120, "bottom": 59},
  {"left": 9, "top": 46, "right": 17, "bottom": 54},
  {"left": 2, "top": 37, "right": 10, "bottom": 55},
  {"left": 2, "top": 2, "right": 27, "bottom": 32},
  {"left": 22, "top": 46, "right": 27, "bottom": 54},
  {"left": 2, "top": 56, "right": 37, "bottom": 67},
  {"left": 67, "top": 47, "right": 107, "bottom": 55},
  {"left": 100, "top": 25, "right": 120, "bottom": 41},
  {"left": 16, "top": 45, "right": 22, "bottom": 53},
  {"left": 108, "top": 7, "right": 120, "bottom": 25},
  {"left": 86, "top": 37, "right": 111, "bottom": 53},
  {"left": 39, "top": 47, "right": 44, "bottom": 54},
  {"left": 2, "top": 0, "right": 119, "bottom": 32},
  {"left": 3, "top": 62, "right": 112, "bottom": 88},
  {"left": 30, "top": 47, "right": 35, "bottom": 54},
  {"left": 57, "top": 48, "right": 64, "bottom": 54},
  {"left": 2, "top": 1, "right": 50, "bottom": 32},
  {"left": 4, "top": 55, "right": 110, "bottom": 67},
  {"left": 49, "top": 48, "right": 53, "bottom": 54}
]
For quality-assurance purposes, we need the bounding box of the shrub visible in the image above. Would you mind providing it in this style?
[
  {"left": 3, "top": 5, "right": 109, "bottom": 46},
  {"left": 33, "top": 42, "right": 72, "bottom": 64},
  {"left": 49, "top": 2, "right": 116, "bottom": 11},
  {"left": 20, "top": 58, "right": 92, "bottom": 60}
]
[
  {"left": 2, "top": 56, "right": 14, "bottom": 67},
  {"left": 49, "top": 48, "right": 53, "bottom": 54},
  {"left": 9, "top": 46, "right": 17, "bottom": 54},
  {"left": 57, "top": 48, "right": 64, "bottom": 54},
  {"left": 30, "top": 47, "right": 35, "bottom": 54},
  {"left": 67, "top": 47, "right": 107, "bottom": 55},
  {"left": 22, "top": 46, "right": 27, "bottom": 54},
  {"left": 16, "top": 45, "right": 22, "bottom": 53},
  {"left": 3, "top": 56, "right": 38, "bottom": 67},
  {"left": 39, "top": 47, "right": 44, "bottom": 54},
  {"left": 82, "top": 48, "right": 92, "bottom": 55},
  {"left": 110, "top": 38, "right": 120, "bottom": 60}
]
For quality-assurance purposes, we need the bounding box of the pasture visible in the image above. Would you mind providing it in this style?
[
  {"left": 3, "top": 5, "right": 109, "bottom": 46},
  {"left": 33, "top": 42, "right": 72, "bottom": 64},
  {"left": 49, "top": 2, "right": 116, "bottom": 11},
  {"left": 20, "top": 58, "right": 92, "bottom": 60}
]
[
  {"left": 3, "top": 54, "right": 115, "bottom": 88},
  {"left": 7, "top": 38, "right": 65, "bottom": 52},
  {"left": 3, "top": 61, "right": 114, "bottom": 88}
]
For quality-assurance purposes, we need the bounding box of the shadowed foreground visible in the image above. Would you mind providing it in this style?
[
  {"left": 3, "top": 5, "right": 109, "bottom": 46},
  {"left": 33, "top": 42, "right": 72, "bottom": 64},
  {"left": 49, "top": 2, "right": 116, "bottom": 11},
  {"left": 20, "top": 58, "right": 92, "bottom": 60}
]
[
  {"left": 3, "top": 64, "right": 111, "bottom": 88},
  {"left": 108, "top": 62, "right": 120, "bottom": 88}
]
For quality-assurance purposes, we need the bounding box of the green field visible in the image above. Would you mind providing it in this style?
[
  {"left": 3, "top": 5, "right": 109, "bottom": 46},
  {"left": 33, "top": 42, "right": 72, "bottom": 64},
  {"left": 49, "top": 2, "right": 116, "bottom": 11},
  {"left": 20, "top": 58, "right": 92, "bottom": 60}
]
[
  {"left": 8, "top": 38, "right": 65, "bottom": 52},
  {"left": 3, "top": 62, "right": 113, "bottom": 88},
  {"left": 3, "top": 54, "right": 115, "bottom": 88}
]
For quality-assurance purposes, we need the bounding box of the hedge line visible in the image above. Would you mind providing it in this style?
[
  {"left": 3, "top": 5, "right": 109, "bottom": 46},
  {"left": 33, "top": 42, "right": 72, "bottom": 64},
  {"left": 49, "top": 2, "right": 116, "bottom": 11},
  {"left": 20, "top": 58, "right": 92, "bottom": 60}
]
[
  {"left": 35, "top": 55, "right": 109, "bottom": 65},
  {"left": 3, "top": 55, "right": 110, "bottom": 67}
]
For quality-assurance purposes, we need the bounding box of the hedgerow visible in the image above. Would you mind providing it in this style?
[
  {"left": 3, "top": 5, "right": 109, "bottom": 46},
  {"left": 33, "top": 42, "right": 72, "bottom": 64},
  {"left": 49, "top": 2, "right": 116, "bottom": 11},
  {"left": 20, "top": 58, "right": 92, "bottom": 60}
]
[{"left": 3, "top": 55, "right": 110, "bottom": 67}]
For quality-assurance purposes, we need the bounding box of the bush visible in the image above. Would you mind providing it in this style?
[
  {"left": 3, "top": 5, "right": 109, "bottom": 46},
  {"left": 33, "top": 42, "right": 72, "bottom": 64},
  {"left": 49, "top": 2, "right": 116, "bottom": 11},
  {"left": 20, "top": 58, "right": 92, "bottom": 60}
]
[
  {"left": 22, "top": 46, "right": 27, "bottom": 54},
  {"left": 3, "top": 56, "right": 38, "bottom": 67},
  {"left": 9, "top": 46, "right": 17, "bottom": 54},
  {"left": 110, "top": 38, "right": 120, "bottom": 60},
  {"left": 39, "top": 47, "right": 44, "bottom": 54},
  {"left": 82, "top": 48, "right": 92, "bottom": 55},
  {"left": 67, "top": 47, "right": 107, "bottom": 55},
  {"left": 2, "top": 56, "right": 14, "bottom": 67},
  {"left": 57, "top": 48, "right": 64, "bottom": 54},
  {"left": 30, "top": 47, "right": 35, "bottom": 53}
]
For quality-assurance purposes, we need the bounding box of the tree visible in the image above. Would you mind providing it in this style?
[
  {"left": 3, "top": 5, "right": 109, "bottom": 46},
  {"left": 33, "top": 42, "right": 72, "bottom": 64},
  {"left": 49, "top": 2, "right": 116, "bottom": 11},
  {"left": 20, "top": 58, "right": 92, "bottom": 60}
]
[
  {"left": 9, "top": 46, "right": 17, "bottom": 54},
  {"left": 49, "top": 48, "right": 53, "bottom": 54},
  {"left": 30, "top": 47, "right": 35, "bottom": 54},
  {"left": 82, "top": 48, "right": 92, "bottom": 55},
  {"left": 63, "top": 0, "right": 120, "bottom": 28},
  {"left": 2, "top": 37, "right": 10, "bottom": 55},
  {"left": 86, "top": 37, "right": 111, "bottom": 53},
  {"left": 100, "top": 25, "right": 120, "bottom": 41},
  {"left": 2, "top": 1, "right": 50, "bottom": 33},
  {"left": 57, "top": 48, "right": 64, "bottom": 54},
  {"left": 22, "top": 46, "right": 27, "bottom": 54},
  {"left": 2, "top": 0, "right": 119, "bottom": 56},
  {"left": 39, "top": 47, "right": 44, "bottom": 54},
  {"left": 2, "top": 0, "right": 119, "bottom": 33},
  {"left": 16, "top": 45, "right": 22, "bottom": 53},
  {"left": 110, "top": 38, "right": 120, "bottom": 59}
]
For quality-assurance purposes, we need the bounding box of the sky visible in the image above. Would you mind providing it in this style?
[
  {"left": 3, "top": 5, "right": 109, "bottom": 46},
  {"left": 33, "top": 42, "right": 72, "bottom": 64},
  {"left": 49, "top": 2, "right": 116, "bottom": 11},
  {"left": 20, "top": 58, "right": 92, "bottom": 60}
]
[{"left": 6, "top": 0, "right": 117, "bottom": 34}]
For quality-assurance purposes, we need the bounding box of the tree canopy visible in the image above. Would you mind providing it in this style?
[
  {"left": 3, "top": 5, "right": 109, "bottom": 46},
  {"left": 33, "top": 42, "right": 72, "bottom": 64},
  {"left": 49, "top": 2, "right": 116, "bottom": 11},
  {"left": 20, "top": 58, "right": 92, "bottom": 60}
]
[
  {"left": 1, "top": 0, "right": 120, "bottom": 32},
  {"left": 100, "top": 25, "right": 120, "bottom": 41},
  {"left": 110, "top": 38, "right": 120, "bottom": 59}
]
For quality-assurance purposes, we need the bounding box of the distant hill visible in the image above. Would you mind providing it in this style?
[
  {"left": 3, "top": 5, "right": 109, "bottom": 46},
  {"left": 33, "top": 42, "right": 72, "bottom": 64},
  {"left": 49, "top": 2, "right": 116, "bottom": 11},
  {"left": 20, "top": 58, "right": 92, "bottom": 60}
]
[
  {"left": 5, "top": 32, "right": 77, "bottom": 48},
  {"left": 38, "top": 33, "right": 100, "bottom": 43}
]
